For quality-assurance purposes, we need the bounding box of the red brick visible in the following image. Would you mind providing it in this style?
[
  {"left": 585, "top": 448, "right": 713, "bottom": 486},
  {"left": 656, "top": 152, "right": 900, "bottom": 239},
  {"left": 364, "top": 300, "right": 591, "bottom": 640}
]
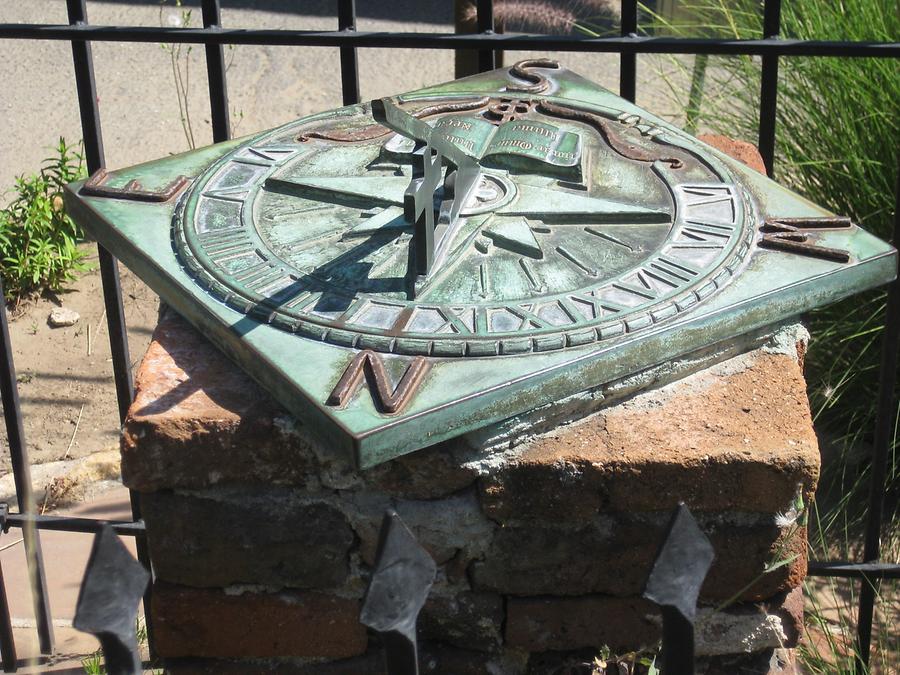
[
  {"left": 698, "top": 134, "right": 767, "bottom": 175},
  {"left": 152, "top": 583, "right": 367, "bottom": 659}
]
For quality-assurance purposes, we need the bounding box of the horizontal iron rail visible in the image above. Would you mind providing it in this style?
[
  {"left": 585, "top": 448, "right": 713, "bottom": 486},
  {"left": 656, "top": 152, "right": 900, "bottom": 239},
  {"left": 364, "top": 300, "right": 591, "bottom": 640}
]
[
  {"left": 808, "top": 561, "right": 900, "bottom": 580},
  {"left": 0, "top": 25, "right": 897, "bottom": 57},
  {"left": 3, "top": 512, "right": 145, "bottom": 536}
]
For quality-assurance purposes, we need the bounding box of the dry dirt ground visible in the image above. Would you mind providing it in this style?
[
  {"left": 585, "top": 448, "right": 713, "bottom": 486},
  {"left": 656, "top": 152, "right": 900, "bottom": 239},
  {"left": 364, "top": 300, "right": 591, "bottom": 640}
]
[{"left": 0, "top": 247, "right": 159, "bottom": 504}]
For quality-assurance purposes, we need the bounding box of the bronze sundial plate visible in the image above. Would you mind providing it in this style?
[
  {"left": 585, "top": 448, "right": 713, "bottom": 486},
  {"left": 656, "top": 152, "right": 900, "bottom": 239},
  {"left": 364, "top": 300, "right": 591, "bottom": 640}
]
[{"left": 65, "top": 63, "right": 896, "bottom": 468}]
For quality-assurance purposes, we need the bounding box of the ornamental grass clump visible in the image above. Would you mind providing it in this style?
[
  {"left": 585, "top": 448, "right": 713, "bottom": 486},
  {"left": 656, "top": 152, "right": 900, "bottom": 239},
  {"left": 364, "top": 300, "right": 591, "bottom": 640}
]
[
  {"left": 669, "top": 0, "right": 896, "bottom": 511},
  {"left": 0, "top": 138, "right": 89, "bottom": 301}
]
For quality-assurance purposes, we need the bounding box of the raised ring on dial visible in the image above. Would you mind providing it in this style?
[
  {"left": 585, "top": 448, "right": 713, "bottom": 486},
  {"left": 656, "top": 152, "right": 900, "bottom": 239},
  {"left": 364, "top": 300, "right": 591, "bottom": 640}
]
[{"left": 173, "top": 96, "right": 755, "bottom": 357}]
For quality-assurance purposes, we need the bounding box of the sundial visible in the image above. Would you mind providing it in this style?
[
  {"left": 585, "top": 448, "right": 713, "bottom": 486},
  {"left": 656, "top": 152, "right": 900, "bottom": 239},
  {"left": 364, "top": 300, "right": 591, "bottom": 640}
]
[{"left": 65, "top": 61, "right": 896, "bottom": 468}]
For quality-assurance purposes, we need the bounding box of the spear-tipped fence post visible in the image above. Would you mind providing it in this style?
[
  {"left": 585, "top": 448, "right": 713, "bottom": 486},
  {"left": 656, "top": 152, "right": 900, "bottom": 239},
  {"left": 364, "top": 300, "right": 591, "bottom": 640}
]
[
  {"left": 360, "top": 509, "right": 436, "bottom": 675},
  {"left": 642, "top": 503, "right": 715, "bottom": 675},
  {"left": 72, "top": 526, "right": 150, "bottom": 675}
]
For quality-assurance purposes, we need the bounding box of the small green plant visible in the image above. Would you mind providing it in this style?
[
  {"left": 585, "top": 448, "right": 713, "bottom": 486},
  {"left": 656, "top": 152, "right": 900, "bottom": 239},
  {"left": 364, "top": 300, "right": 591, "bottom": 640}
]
[
  {"left": 159, "top": 0, "right": 244, "bottom": 150},
  {"left": 159, "top": 0, "right": 197, "bottom": 150},
  {"left": 81, "top": 649, "right": 104, "bottom": 675},
  {"left": 0, "top": 138, "right": 90, "bottom": 301}
]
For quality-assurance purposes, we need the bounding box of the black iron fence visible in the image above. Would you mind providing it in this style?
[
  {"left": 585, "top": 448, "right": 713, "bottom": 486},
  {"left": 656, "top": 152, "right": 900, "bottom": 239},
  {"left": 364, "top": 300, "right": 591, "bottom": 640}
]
[{"left": 0, "top": 0, "right": 898, "bottom": 672}]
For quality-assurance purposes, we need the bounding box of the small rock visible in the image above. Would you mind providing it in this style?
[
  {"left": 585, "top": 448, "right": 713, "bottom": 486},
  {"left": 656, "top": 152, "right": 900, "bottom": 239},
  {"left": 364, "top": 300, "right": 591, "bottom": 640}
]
[{"left": 48, "top": 307, "right": 80, "bottom": 328}]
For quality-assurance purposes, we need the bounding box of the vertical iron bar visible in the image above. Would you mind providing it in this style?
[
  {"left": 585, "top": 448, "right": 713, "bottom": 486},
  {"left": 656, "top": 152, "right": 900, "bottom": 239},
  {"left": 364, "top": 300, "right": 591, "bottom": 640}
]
[
  {"left": 0, "top": 279, "right": 53, "bottom": 656},
  {"left": 855, "top": 165, "right": 900, "bottom": 672},
  {"left": 476, "top": 0, "right": 495, "bottom": 73},
  {"left": 758, "top": 0, "right": 782, "bottom": 177},
  {"left": 659, "top": 606, "right": 695, "bottom": 675},
  {"left": 66, "top": 0, "right": 135, "bottom": 416},
  {"left": 201, "top": 0, "right": 231, "bottom": 143},
  {"left": 619, "top": 0, "right": 638, "bottom": 102},
  {"left": 383, "top": 632, "right": 419, "bottom": 675},
  {"left": 65, "top": 0, "right": 155, "bottom": 658},
  {"left": 338, "top": 0, "right": 360, "bottom": 106},
  {"left": 0, "top": 554, "right": 16, "bottom": 672}
]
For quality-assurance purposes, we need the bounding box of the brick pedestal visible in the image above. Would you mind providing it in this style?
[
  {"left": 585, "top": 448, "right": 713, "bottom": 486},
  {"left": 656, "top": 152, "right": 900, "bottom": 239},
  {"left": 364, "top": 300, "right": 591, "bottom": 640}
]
[{"left": 122, "top": 306, "right": 817, "bottom": 674}]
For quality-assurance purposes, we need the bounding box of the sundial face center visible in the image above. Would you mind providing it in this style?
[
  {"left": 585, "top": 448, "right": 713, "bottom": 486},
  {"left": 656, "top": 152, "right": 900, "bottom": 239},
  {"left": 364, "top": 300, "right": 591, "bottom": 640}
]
[{"left": 173, "top": 86, "right": 756, "bottom": 354}]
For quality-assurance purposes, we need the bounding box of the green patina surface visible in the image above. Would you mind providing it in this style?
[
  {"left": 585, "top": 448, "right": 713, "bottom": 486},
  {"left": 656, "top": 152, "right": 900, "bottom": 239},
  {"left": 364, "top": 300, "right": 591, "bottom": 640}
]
[{"left": 64, "top": 63, "right": 896, "bottom": 468}]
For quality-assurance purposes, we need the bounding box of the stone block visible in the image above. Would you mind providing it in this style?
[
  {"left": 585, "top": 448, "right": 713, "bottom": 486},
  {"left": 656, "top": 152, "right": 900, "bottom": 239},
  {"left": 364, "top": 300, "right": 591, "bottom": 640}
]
[
  {"left": 703, "top": 648, "right": 800, "bottom": 675},
  {"left": 420, "top": 592, "right": 505, "bottom": 652},
  {"left": 122, "top": 310, "right": 318, "bottom": 492},
  {"left": 152, "top": 583, "right": 367, "bottom": 659},
  {"left": 470, "top": 514, "right": 806, "bottom": 601},
  {"left": 478, "top": 350, "right": 819, "bottom": 524},
  {"left": 165, "top": 648, "right": 800, "bottom": 675},
  {"left": 344, "top": 489, "right": 495, "bottom": 566},
  {"left": 366, "top": 440, "right": 479, "bottom": 499},
  {"left": 165, "top": 644, "right": 515, "bottom": 675},
  {"left": 525, "top": 648, "right": 798, "bottom": 675},
  {"left": 142, "top": 490, "right": 354, "bottom": 589},
  {"left": 165, "top": 654, "right": 384, "bottom": 675},
  {"left": 506, "top": 596, "right": 658, "bottom": 652},
  {"left": 506, "top": 588, "right": 803, "bottom": 654}
]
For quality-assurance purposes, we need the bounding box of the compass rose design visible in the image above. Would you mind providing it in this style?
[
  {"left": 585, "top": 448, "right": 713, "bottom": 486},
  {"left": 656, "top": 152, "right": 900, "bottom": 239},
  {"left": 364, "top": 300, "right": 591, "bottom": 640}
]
[{"left": 174, "top": 93, "right": 752, "bottom": 358}]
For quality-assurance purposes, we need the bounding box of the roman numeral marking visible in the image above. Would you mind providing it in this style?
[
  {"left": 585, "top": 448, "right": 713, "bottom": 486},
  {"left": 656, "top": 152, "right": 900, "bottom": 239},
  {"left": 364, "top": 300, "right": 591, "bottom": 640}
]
[
  {"left": 203, "top": 185, "right": 250, "bottom": 202},
  {"left": 336, "top": 299, "right": 367, "bottom": 324},
  {"left": 519, "top": 258, "right": 545, "bottom": 292},
  {"left": 244, "top": 270, "right": 290, "bottom": 295},
  {"left": 475, "top": 307, "right": 490, "bottom": 334},
  {"left": 682, "top": 222, "right": 733, "bottom": 240},
  {"left": 262, "top": 278, "right": 309, "bottom": 306},
  {"left": 556, "top": 246, "right": 598, "bottom": 277},
  {"left": 233, "top": 261, "right": 272, "bottom": 284},
  {"left": 479, "top": 263, "right": 490, "bottom": 299},
  {"left": 567, "top": 292, "right": 631, "bottom": 319},
  {"left": 232, "top": 146, "right": 298, "bottom": 168},
  {"left": 585, "top": 227, "right": 635, "bottom": 251},
  {"left": 681, "top": 191, "right": 733, "bottom": 207},
  {"left": 327, "top": 351, "right": 429, "bottom": 414},
  {"left": 435, "top": 308, "right": 474, "bottom": 335},
  {"left": 612, "top": 281, "right": 658, "bottom": 301},
  {"left": 284, "top": 290, "right": 317, "bottom": 310},
  {"left": 649, "top": 256, "right": 701, "bottom": 282},
  {"left": 507, "top": 305, "right": 552, "bottom": 330},
  {"left": 637, "top": 268, "right": 677, "bottom": 290},
  {"left": 200, "top": 230, "right": 257, "bottom": 264},
  {"left": 759, "top": 217, "right": 851, "bottom": 263},
  {"left": 625, "top": 254, "right": 700, "bottom": 295}
]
